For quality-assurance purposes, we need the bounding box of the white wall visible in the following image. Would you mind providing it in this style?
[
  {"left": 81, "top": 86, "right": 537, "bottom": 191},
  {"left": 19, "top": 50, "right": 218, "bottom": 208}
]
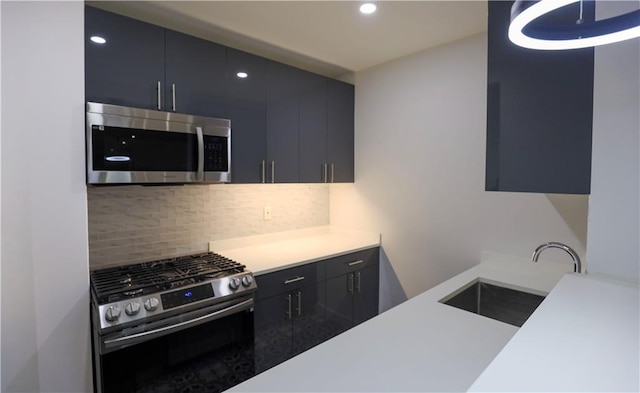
[
  {"left": 331, "top": 33, "right": 588, "bottom": 311},
  {"left": 1, "top": 2, "right": 91, "bottom": 392},
  {"left": 586, "top": 1, "right": 640, "bottom": 281}
]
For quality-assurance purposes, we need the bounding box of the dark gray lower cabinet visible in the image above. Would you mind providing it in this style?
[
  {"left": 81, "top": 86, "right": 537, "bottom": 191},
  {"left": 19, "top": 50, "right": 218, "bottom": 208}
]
[
  {"left": 253, "top": 248, "right": 379, "bottom": 374},
  {"left": 253, "top": 262, "right": 326, "bottom": 373},
  {"left": 325, "top": 249, "right": 380, "bottom": 337}
]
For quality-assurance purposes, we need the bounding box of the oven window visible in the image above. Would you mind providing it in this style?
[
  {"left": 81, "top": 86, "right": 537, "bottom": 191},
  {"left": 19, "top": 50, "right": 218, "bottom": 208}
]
[
  {"left": 99, "top": 311, "right": 254, "bottom": 393},
  {"left": 91, "top": 125, "right": 198, "bottom": 172}
]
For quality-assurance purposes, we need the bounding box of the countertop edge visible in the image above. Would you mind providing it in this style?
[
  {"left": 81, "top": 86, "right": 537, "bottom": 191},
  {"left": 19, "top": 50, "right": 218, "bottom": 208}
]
[{"left": 210, "top": 226, "right": 381, "bottom": 276}]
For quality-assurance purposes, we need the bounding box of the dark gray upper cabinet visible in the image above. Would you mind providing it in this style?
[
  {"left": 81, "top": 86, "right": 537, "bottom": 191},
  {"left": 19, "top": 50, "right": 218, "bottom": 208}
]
[
  {"left": 486, "top": 0, "right": 594, "bottom": 194},
  {"left": 228, "top": 49, "right": 268, "bottom": 183},
  {"left": 299, "top": 72, "right": 329, "bottom": 183},
  {"left": 328, "top": 80, "right": 355, "bottom": 183},
  {"left": 164, "top": 30, "right": 227, "bottom": 119},
  {"left": 85, "top": 6, "right": 227, "bottom": 118},
  {"left": 85, "top": 6, "right": 164, "bottom": 109},
  {"left": 86, "top": 6, "right": 355, "bottom": 185},
  {"left": 266, "top": 61, "right": 301, "bottom": 183}
]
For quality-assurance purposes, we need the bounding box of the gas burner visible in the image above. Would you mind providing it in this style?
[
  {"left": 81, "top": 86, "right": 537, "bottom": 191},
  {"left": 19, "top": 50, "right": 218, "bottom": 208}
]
[
  {"left": 90, "top": 252, "right": 248, "bottom": 305},
  {"left": 123, "top": 288, "right": 143, "bottom": 297}
]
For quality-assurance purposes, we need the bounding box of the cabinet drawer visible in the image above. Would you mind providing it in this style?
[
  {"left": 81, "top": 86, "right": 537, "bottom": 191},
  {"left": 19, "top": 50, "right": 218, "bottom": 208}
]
[
  {"left": 255, "top": 262, "right": 324, "bottom": 301},
  {"left": 325, "top": 248, "right": 379, "bottom": 279}
]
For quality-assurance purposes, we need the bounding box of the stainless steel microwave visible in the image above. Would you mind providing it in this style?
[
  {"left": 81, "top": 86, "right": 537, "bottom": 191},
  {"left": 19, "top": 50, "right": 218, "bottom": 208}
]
[{"left": 86, "top": 102, "right": 231, "bottom": 185}]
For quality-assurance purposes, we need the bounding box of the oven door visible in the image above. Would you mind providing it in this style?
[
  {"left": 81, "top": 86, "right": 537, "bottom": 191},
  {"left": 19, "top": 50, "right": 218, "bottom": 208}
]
[
  {"left": 92, "top": 298, "right": 255, "bottom": 393},
  {"left": 86, "top": 102, "right": 231, "bottom": 185}
]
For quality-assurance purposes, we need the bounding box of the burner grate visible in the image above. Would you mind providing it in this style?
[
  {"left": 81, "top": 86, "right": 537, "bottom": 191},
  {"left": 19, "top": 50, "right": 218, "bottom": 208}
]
[{"left": 90, "top": 252, "right": 245, "bottom": 304}]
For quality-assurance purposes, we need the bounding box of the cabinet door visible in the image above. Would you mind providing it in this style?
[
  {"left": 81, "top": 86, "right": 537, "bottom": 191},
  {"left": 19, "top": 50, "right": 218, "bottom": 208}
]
[
  {"left": 485, "top": 0, "right": 594, "bottom": 194},
  {"left": 85, "top": 6, "right": 165, "bottom": 109},
  {"left": 292, "top": 283, "right": 327, "bottom": 355},
  {"left": 253, "top": 294, "right": 293, "bottom": 374},
  {"left": 327, "top": 80, "right": 355, "bottom": 183},
  {"left": 298, "top": 72, "right": 328, "bottom": 183},
  {"left": 266, "top": 61, "right": 300, "bottom": 183},
  {"left": 164, "top": 30, "right": 227, "bottom": 119},
  {"left": 353, "top": 265, "right": 379, "bottom": 325},
  {"left": 324, "top": 274, "right": 354, "bottom": 339},
  {"left": 228, "top": 49, "right": 267, "bottom": 183}
]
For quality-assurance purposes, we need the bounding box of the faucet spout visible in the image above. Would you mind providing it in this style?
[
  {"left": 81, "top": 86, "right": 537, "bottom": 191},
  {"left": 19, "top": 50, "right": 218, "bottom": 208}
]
[{"left": 532, "top": 242, "right": 582, "bottom": 273}]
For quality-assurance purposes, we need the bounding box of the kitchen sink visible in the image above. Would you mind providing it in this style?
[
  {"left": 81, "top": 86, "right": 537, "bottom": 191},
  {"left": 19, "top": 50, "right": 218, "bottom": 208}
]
[{"left": 439, "top": 279, "right": 546, "bottom": 327}]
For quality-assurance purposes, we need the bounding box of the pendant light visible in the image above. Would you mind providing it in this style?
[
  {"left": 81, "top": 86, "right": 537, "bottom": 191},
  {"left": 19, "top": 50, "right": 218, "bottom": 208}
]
[{"left": 509, "top": 0, "right": 640, "bottom": 50}]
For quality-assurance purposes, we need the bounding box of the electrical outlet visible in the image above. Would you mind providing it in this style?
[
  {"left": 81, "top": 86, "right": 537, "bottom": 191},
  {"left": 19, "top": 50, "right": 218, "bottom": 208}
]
[{"left": 263, "top": 206, "right": 272, "bottom": 220}]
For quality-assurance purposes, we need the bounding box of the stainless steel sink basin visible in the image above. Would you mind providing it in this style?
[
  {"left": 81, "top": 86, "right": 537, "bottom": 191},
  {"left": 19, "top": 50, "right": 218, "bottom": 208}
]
[{"left": 439, "top": 279, "right": 546, "bottom": 327}]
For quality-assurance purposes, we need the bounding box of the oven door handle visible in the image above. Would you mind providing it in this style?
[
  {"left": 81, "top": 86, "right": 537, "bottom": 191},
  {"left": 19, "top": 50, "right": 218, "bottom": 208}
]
[
  {"left": 196, "top": 126, "right": 205, "bottom": 182},
  {"left": 103, "top": 298, "right": 254, "bottom": 351}
]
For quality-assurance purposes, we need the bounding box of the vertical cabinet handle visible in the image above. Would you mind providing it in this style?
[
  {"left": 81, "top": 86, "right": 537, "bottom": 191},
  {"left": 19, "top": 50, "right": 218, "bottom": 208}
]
[
  {"left": 296, "top": 291, "right": 302, "bottom": 316},
  {"left": 261, "top": 160, "right": 266, "bottom": 183},
  {"left": 348, "top": 273, "right": 354, "bottom": 294},
  {"left": 156, "top": 81, "right": 162, "bottom": 110},
  {"left": 171, "top": 83, "right": 176, "bottom": 112},
  {"left": 272, "top": 160, "right": 276, "bottom": 183},
  {"left": 195, "top": 127, "right": 204, "bottom": 182},
  {"left": 286, "top": 294, "right": 292, "bottom": 320},
  {"left": 355, "top": 272, "right": 361, "bottom": 293},
  {"left": 331, "top": 163, "right": 335, "bottom": 183},
  {"left": 323, "top": 163, "right": 328, "bottom": 183}
]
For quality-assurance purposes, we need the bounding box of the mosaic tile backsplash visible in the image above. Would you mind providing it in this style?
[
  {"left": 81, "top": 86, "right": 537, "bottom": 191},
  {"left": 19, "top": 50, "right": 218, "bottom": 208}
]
[{"left": 88, "top": 184, "right": 330, "bottom": 268}]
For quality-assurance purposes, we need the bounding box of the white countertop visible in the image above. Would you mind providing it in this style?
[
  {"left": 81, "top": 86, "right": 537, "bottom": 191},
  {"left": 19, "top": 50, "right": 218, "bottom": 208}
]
[
  {"left": 210, "top": 226, "right": 380, "bottom": 275},
  {"left": 229, "top": 257, "right": 574, "bottom": 392},
  {"left": 469, "top": 273, "right": 639, "bottom": 392}
]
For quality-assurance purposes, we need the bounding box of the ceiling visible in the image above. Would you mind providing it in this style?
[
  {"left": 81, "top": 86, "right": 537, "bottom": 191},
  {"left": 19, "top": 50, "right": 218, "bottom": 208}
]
[{"left": 90, "top": 1, "right": 488, "bottom": 78}]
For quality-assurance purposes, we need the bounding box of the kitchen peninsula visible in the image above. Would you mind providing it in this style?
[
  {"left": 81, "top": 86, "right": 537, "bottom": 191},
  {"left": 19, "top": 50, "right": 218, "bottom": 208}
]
[{"left": 228, "top": 258, "right": 639, "bottom": 392}]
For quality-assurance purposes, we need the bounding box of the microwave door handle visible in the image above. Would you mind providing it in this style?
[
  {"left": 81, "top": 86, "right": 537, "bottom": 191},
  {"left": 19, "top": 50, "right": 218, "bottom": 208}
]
[{"left": 196, "top": 126, "right": 204, "bottom": 182}]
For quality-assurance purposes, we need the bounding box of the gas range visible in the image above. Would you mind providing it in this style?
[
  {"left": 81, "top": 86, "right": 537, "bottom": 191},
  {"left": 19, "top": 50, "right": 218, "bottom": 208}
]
[
  {"left": 90, "top": 252, "right": 256, "bottom": 334},
  {"left": 90, "top": 251, "right": 257, "bottom": 393}
]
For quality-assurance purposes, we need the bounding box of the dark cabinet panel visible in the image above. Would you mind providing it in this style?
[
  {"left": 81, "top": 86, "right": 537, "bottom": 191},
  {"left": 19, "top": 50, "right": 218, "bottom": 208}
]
[
  {"left": 353, "top": 265, "right": 379, "bottom": 325},
  {"left": 325, "top": 274, "right": 354, "bottom": 337},
  {"left": 164, "top": 30, "right": 227, "bottom": 118},
  {"left": 254, "top": 294, "right": 293, "bottom": 373},
  {"left": 327, "top": 80, "right": 355, "bottom": 183},
  {"left": 291, "top": 283, "right": 328, "bottom": 354},
  {"left": 228, "top": 49, "right": 268, "bottom": 183},
  {"left": 299, "top": 73, "right": 328, "bottom": 183},
  {"left": 254, "top": 272, "right": 326, "bottom": 374},
  {"left": 266, "top": 61, "right": 301, "bottom": 183},
  {"left": 325, "top": 248, "right": 380, "bottom": 338},
  {"left": 253, "top": 249, "right": 378, "bottom": 374},
  {"left": 85, "top": 6, "right": 165, "bottom": 109},
  {"left": 486, "top": 0, "right": 594, "bottom": 194},
  {"left": 254, "top": 262, "right": 324, "bottom": 301},
  {"left": 325, "top": 248, "right": 379, "bottom": 279}
]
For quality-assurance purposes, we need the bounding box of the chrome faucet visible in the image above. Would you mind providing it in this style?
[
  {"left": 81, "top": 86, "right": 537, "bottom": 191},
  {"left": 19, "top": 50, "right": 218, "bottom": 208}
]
[{"left": 531, "top": 242, "right": 582, "bottom": 273}]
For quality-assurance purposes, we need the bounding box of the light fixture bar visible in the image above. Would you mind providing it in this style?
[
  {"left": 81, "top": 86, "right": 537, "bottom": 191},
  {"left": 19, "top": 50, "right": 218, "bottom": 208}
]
[{"left": 509, "top": 0, "right": 640, "bottom": 50}]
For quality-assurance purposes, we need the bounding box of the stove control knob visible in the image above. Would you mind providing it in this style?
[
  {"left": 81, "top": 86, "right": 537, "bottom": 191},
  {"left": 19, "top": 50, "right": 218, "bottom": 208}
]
[
  {"left": 229, "top": 277, "right": 241, "bottom": 290},
  {"left": 104, "top": 306, "right": 121, "bottom": 322},
  {"left": 241, "top": 275, "right": 253, "bottom": 287},
  {"left": 125, "top": 302, "right": 141, "bottom": 316},
  {"left": 144, "top": 297, "right": 159, "bottom": 312}
]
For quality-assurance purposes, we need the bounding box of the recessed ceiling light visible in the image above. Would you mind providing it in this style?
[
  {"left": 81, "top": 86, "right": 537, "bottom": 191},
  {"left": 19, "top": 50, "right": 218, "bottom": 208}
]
[
  {"left": 236, "top": 72, "right": 248, "bottom": 78},
  {"left": 360, "top": 3, "right": 377, "bottom": 15},
  {"left": 90, "top": 36, "right": 106, "bottom": 44}
]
